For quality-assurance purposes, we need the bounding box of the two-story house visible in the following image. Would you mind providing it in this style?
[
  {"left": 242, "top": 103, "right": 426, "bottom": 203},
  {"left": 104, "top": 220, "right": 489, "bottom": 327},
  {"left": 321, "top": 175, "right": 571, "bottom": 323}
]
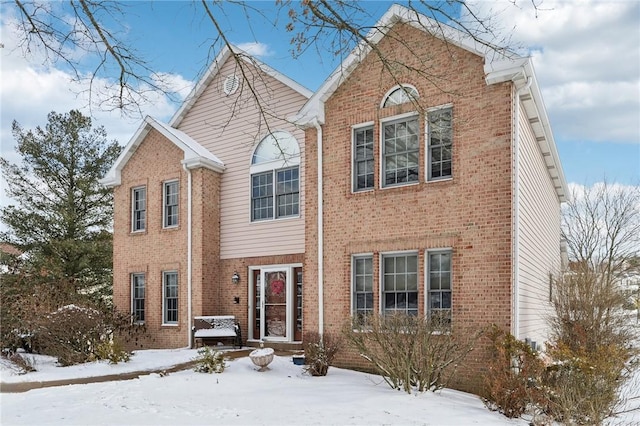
[{"left": 102, "top": 4, "right": 567, "bottom": 391}]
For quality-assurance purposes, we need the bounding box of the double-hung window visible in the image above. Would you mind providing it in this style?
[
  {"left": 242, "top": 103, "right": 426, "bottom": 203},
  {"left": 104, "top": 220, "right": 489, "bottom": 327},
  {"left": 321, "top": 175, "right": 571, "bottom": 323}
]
[
  {"left": 163, "top": 180, "right": 179, "bottom": 228},
  {"left": 250, "top": 131, "right": 300, "bottom": 221},
  {"left": 353, "top": 125, "right": 374, "bottom": 191},
  {"left": 131, "top": 273, "right": 145, "bottom": 324},
  {"left": 382, "top": 253, "right": 418, "bottom": 315},
  {"left": 428, "top": 107, "right": 453, "bottom": 180},
  {"left": 382, "top": 116, "right": 420, "bottom": 187},
  {"left": 163, "top": 271, "right": 178, "bottom": 324},
  {"left": 352, "top": 255, "right": 374, "bottom": 325},
  {"left": 427, "top": 250, "right": 452, "bottom": 327},
  {"left": 131, "top": 187, "right": 146, "bottom": 232}
]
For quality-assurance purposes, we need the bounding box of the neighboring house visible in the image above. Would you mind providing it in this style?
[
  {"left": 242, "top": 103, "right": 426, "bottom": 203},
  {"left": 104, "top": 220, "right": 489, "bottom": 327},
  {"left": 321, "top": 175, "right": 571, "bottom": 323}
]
[{"left": 102, "top": 4, "right": 567, "bottom": 392}]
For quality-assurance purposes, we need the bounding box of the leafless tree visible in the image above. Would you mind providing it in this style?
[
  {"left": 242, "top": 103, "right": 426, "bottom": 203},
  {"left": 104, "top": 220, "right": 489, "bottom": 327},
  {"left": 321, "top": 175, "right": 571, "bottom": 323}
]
[{"left": 7, "top": 0, "right": 534, "bottom": 119}]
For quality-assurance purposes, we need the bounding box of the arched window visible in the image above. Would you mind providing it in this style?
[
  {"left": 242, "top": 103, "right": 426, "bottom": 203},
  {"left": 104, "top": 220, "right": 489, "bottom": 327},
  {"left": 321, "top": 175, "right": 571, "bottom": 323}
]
[
  {"left": 250, "top": 131, "right": 300, "bottom": 221},
  {"left": 381, "top": 84, "right": 419, "bottom": 108}
]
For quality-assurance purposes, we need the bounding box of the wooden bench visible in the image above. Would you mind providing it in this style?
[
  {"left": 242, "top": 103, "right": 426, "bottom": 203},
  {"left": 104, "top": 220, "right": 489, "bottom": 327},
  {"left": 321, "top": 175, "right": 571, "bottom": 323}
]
[{"left": 192, "top": 315, "right": 242, "bottom": 348}]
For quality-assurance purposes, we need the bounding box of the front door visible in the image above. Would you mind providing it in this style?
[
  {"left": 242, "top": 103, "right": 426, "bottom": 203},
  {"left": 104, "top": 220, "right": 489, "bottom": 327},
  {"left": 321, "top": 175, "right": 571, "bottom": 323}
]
[
  {"left": 262, "top": 269, "right": 288, "bottom": 340},
  {"left": 250, "top": 266, "right": 302, "bottom": 342}
]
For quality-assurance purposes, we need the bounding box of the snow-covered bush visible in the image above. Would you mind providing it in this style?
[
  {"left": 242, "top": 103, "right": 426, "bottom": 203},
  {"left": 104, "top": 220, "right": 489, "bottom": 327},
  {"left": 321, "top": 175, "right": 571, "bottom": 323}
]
[
  {"left": 193, "top": 347, "right": 226, "bottom": 373},
  {"left": 303, "top": 331, "right": 341, "bottom": 376}
]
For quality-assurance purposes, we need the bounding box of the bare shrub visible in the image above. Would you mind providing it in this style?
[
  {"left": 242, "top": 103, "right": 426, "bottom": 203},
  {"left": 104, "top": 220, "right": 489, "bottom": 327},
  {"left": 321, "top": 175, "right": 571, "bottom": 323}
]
[
  {"left": 343, "top": 313, "right": 481, "bottom": 394},
  {"left": 4, "top": 352, "right": 37, "bottom": 374},
  {"left": 483, "top": 326, "right": 545, "bottom": 418},
  {"left": 34, "top": 304, "right": 142, "bottom": 366},
  {"left": 540, "top": 271, "right": 639, "bottom": 425},
  {"left": 303, "top": 331, "right": 341, "bottom": 376}
]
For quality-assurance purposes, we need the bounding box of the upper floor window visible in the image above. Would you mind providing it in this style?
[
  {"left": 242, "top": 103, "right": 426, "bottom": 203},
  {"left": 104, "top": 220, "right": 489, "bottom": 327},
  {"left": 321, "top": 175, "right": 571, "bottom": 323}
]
[
  {"left": 428, "top": 107, "right": 453, "bottom": 180},
  {"left": 382, "top": 84, "right": 419, "bottom": 108},
  {"left": 382, "top": 115, "right": 420, "bottom": 187},
  {"left": 250, "top": 131, "right": 300, "bottom": 221},
  {"left": 131, "top": 186, "right": 146, "bottom": 232},
  {"left": 163, "top": 180, "right": 179, "bottom": 228},
  {"left": 353, "top": 125, "right": 374, "bottom": 191}
]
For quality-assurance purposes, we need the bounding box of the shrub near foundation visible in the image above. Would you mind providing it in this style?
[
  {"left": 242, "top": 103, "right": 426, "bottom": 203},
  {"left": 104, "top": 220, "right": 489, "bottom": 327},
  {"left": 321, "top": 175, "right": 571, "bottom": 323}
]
[
  {"left": 343, "top": 313, "right": 481, "bottom": 394},
  {"left": 483, "top": 326, "right": 545, "bottom": 418},
  {"left": 303, "top": 331, "right": 341, "bottom": 376}
]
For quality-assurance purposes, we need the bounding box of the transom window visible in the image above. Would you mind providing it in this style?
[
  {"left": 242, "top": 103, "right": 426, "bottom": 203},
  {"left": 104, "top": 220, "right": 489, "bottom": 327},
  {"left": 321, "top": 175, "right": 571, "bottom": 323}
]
[
  {"left": 131, "top": 273, "right": 145, "bottom": 324},
  {"left": 382, "top": 253, "right": 418, "bottom": 315},
  {"left": 163, "top": 271, "right": 178, "bottom": 325},
  {"left": 382, "top": 85, "right": 419, "bottom": 108},
  {"left": 131, "top": 186, "right": 146, "bottom": 232},
  {"left": 163, "top": 180, "right": 179, "bottom": 228},
  {"left": 428, "top": 107, "right": 453, "bottom": 180},
  {"left": 250, "top": 131, "right": 300, "bottom": 221},
  {"left": 382, "top": 116, "right": 420, "bottom": 187},
  {"left": 353, "top": 125, "right": 374, "bottom": 191},
  {"left": 428, "top": 251, "right": 452, "bottom": 327}
]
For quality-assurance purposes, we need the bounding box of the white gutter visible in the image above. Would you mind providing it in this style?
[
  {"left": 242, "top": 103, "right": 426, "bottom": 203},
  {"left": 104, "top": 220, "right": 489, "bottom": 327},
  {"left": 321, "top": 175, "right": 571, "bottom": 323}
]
[
  {"left": 183, "top": 164, "right": 193, "bottom": 348},
  {"left": 513, "top": 76, "right": 532, "bottom": 339},
  {"left": 313, "top": 119, "right": 324, "bottom": 337}
]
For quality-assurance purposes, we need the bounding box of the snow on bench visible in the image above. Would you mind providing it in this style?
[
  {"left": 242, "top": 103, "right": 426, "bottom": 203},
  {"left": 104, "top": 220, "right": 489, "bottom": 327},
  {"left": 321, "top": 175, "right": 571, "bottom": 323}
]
[{"left": 192, "top": 315, "right": 242, "bottom": 348}]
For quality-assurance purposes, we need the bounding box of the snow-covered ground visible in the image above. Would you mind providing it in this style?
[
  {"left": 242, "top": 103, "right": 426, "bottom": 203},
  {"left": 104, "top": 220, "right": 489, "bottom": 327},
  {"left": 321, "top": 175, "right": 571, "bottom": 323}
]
[
  {"left": 0, "top": 348, "right": 528, "bottom": 425},
  {"left": 1, "top": 348, "right": 638, "bottom": 425}
]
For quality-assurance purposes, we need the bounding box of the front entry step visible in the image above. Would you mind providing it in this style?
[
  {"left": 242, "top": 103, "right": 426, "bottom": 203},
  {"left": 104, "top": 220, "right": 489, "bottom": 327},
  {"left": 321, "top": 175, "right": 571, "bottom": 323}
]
[{"left": 246, "top": 340, "right": 303, "bottom": 353}]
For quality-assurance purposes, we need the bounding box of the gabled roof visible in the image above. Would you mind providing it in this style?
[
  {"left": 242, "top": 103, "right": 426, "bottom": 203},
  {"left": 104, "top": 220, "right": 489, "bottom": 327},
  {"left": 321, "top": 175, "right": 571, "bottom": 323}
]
[
  {"left": 170, "top": 44, "right": 313, "bottom": 128},
  {"left": 99, "top": 116, "right": 225, "bottom": 188},
  {"left": 292, "top": 3, "right": 567, "bottom": 201},
  {"left": 293, "top": 4, "right": 515, "bottom": 125}
]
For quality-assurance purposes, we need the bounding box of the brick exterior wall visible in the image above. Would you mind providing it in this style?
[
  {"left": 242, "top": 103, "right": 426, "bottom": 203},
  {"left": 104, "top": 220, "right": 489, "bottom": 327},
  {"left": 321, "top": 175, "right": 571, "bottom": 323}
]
[
  {"left": 113, "top": 128, "right": 305, "bottom": 348},
  {"left": 303, "top": 23, "right": 514, "bottom": 393}
]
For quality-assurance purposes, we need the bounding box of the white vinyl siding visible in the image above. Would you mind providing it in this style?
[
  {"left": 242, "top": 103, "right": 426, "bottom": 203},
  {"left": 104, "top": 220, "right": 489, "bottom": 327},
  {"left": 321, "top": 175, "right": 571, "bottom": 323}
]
[
  {"left": 516, "top": 100, "right": 562, "bottom": 344},
  {"left": 176, "top": 59, "right": 307, "bottom": 259}
]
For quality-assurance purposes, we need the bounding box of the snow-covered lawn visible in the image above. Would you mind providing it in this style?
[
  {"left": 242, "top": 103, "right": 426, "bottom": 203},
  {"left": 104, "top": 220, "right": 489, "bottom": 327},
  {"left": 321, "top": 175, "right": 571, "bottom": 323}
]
[{"left": 0, "top": 348, "right": 528, "bottom": 425}]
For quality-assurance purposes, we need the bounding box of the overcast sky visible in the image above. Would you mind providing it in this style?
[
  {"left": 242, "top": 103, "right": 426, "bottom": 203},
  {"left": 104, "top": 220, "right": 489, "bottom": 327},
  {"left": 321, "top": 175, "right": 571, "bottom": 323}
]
[{"left": 1, "top": 0, "right": 638, "bottom": 212}]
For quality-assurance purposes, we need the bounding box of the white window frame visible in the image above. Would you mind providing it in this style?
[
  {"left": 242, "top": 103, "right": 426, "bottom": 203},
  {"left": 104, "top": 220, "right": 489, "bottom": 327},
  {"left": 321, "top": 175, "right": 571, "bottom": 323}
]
[
  {"left": 162, "top": 271, "right": 179, "bottom": 325},
  {"left": 425, "top": 249, "right": 453, "bottom": 328},
  {"left": 131, "top": 186, "right": 146, "bottom": 232},
  {"left": 379, "top": 112, "right": 421, "bottom": 189},
  {"left": 380, "top": 84, "right": 420, "bottom": 108},
  {"left": 131, "top": 273, "right": 145, "bottom": 324},
  {"left": 250, "top": 131, "right": 301, "bottom": 222},
  {"left": 379, "top": 251, "right": 419, "bottom": 316},
  {"left": 163, "top": 180, "right": 179, "bottom": 229},
  {"left": 426, "top": 104, "right": 453, "bottom": 182},
  {"left": 351, "top": 122, "right": 375, "bottom": 193},
  {"left": 351, "top": 254, "right": 375, "bottom": 326}
]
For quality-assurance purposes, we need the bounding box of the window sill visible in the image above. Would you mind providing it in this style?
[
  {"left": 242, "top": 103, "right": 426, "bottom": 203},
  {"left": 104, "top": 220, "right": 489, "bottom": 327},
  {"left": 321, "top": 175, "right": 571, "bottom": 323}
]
[
  {"left": 427, "top": 176, "right": 453, "bottom": 184},
  {"left": 161, "top": 323, "right": 179, "bottom": 327},
  {"left": 379, "top": 181, "right": 420, "bottom": 191},
  {"left": 130, "top": 230, "right": 147, "bottom": 236},
  {"left": 250, "top": 214, "right": 301, "bottom": 224}
]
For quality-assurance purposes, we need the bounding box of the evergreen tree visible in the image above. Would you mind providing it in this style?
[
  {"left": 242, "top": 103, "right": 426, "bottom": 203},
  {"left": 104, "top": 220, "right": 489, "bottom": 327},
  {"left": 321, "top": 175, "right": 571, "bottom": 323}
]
[{"left": 0, "top": 110, "right": 121, "bottom": 300}]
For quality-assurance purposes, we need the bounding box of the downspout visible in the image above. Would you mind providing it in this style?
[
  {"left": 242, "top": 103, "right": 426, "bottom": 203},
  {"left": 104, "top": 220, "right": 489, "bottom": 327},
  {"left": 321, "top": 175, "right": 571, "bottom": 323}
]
[
  {"left": 313, "top": 119, "right": 324, "bottom": 337},
  {"left": 183, "top": 164, "right": 193, "bottom": 348},
  {"left": 513, "top": 76, "right": 532, "bottom": 340}
]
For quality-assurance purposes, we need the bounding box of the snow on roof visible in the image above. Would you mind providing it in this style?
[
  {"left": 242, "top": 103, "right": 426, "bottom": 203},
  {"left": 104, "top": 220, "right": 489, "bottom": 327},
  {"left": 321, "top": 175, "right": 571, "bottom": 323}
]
[{"left": 99, "top": 116, "right": 225, "bottom": 188}]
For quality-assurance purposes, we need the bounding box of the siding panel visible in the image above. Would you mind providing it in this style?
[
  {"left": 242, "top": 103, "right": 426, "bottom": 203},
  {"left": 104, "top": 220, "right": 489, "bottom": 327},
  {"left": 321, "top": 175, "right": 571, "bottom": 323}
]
[
  {"left": 177, "top": 59, "right": 308, "bottom": 259},
  {"left": 517, "top": 100, "right": 562, "bottom": 345}
]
